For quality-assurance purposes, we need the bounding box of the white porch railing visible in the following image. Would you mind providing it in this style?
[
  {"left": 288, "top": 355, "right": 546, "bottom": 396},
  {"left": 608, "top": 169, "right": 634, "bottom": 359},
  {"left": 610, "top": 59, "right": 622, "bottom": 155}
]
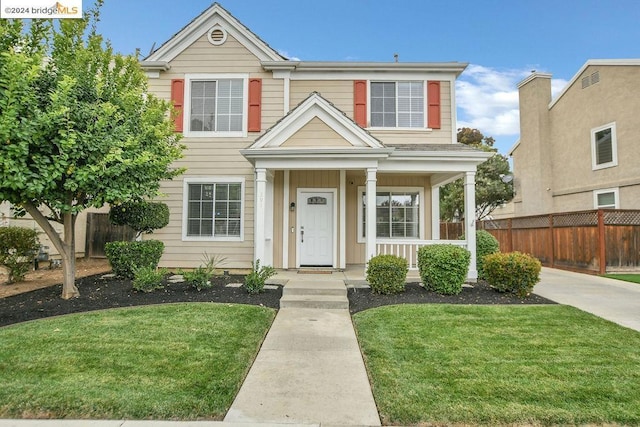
[{"left": 376, "top": 239, "right": 468, "bottom": 270}]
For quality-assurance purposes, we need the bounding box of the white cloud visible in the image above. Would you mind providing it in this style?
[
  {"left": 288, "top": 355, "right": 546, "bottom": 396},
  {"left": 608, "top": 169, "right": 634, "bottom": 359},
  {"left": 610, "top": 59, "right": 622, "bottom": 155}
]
[{"left": 456, "top": 64, "right": 568, "bottom": 141}]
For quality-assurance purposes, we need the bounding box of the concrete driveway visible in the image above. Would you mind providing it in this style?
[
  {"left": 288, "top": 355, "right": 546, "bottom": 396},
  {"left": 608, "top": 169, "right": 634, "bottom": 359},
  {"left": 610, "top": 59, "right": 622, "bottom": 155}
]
[{"left": 535, "top": 267, "right": 640, "bottom": 332}]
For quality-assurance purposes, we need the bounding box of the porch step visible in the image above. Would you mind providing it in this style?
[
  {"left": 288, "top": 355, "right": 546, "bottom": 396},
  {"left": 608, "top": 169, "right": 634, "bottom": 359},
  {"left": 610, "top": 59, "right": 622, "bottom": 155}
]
[
  {"left": 280, "top": 279, "right": 349, "bottom": 309},
  {"left": 280, "top": 294, "right": 349, "bottom": 309}
]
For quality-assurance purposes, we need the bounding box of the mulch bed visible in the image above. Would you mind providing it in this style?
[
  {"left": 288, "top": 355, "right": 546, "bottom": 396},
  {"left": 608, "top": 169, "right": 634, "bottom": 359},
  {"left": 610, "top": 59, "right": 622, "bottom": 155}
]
[
  {"left": 0, "top": 274, "right": 282, "bottom": 327},
  {"left": 348, "top": 281, "right": 556, "bottom": 313},
  {"left": 1, "top": 273, "right": 556, "bottom": 327}
]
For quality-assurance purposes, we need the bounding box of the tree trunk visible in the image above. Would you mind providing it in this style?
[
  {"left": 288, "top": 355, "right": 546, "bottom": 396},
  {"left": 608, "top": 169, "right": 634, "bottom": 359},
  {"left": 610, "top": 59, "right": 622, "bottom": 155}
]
[{"left": 22, "top": 202, "right": 80, "bottom": 299}]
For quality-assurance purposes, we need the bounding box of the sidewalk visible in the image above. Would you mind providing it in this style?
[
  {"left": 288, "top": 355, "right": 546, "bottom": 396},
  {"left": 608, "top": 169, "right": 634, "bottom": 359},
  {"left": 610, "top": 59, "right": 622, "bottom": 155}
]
[
  {"left": 535, "top": 267, "right": 640, "bottom": 331},
  {"left": 224, "top": 278, "right": 381, "bottom": 425}
]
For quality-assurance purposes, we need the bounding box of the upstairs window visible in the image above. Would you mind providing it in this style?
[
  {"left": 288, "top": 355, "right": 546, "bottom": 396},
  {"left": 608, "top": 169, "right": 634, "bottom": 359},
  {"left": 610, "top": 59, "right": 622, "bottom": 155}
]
[
  {"left": 591, "top": 122, "right": 618, "bottom": 170},
  {"left": 370, "top": 81, "right": 424, "bottom": 128},
  {"left": 182, "top": 75, "right": 248, "bottom": 137}
]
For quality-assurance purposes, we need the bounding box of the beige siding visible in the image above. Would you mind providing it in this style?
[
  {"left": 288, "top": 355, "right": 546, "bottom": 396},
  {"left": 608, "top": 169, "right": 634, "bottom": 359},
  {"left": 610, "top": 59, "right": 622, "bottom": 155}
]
[
  {"left": 149, "top": 33, "right": 286, "bottom": 269},
  {"left": 272, "top": 171, "right": 284, "bottom": 269},
  {"left": 282, "top": 117, "right": 353, "bottom": 147},
  {"left": 290, "top": 80, "right": 354, "bottom": 116}
]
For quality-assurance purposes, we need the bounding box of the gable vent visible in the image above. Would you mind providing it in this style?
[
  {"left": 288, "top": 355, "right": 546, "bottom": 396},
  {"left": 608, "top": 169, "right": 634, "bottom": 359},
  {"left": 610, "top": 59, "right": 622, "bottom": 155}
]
[
  {"left": 207, "top": 26, "right": 227, "bottom": 46},
  {"left": 582, "top": 76, "right": 590, "bottom": 89},
  {"left": 591, "top": 71, "right": 600, "bottom": 84}
]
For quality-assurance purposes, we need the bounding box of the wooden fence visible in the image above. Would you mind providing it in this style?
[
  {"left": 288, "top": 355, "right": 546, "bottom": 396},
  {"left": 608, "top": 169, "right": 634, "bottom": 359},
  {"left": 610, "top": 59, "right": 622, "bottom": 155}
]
[
  {"left": 440, "top": 222, "right": 464, "bottom": 239},
  {"left": 477, "top": 209, "right": 640, "bottom": 274},
  {"left": 85, "top": 213, "right": 136, "bottom": 258}
]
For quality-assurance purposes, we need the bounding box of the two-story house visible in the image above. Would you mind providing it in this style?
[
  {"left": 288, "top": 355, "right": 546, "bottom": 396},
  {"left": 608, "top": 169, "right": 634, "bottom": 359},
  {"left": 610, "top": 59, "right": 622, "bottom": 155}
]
[
  {"left": 511, "top": 60, "right": 640, "bottom": 216},
  {"left": 140, "top": 3, "right": 490, "bottom": 279}
]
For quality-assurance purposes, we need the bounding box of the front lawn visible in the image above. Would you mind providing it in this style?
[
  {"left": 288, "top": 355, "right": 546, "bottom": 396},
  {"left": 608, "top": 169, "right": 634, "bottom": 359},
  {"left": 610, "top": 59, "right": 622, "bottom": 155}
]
[
  {"left": 354, "top": 304, "right": 640, "bottom": 426},
  {"left": 604, "top": 273, "right": 640, "bottom": 284},
  {"left": 0, "top": 303, "right": 275, "bottom": 420}
]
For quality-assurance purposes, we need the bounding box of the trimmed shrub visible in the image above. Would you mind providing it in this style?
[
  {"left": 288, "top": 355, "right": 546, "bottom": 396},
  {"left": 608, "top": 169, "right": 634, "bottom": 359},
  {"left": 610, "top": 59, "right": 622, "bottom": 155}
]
[
  {"left": 418, "top": 244, "right": 470, "bottom": 295},
  {"left": 132, "top": 266, "right": 167, "bottom": 292},
  {"left": 475, "top": 230, "right": 500, "bottom": 279},
  {"left": 105, "top": 240, "right": 164, "bottom": 279},
  {"left": 366, "top": 254, "right": 408, "bottom": 294},
  {"left": 483, "top": 251, "right": 542, "bottom": 298},
  {"left": 244, "top": 259, "right": 276, "bottom": 295},
  {"left": 109, "top": 201, "right": 170, "bottom": 237},
  {"left": 0, "top": 226, "right": 40, "bottom": 283}
]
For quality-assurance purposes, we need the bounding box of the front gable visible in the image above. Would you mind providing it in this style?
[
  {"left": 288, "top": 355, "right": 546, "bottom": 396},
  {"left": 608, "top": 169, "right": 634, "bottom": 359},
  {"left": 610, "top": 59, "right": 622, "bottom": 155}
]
[
  {"left": 281, "top": 117, "right": 355, "bottom": 148},
  {"left": 143, "top": 3, "right": 284, "bottom": 65},
  {"left": 248, "top": 92, "right": 384, "bottom": 150}
]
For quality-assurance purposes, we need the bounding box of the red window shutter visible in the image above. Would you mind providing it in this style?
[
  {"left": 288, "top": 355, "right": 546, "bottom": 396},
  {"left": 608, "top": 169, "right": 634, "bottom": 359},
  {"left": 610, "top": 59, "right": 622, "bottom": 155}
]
[
  {"left": 248, "top": 78, "right": 262, "bottom": 132},
  {"left": 427, "top": 80, "right": 441, "bottom": 129},
  {"left": 170, "top": 79, "right": 185, "bottom": 133},
  {"left": 354, "top": 80, "right": 367, "bottom": 127}
]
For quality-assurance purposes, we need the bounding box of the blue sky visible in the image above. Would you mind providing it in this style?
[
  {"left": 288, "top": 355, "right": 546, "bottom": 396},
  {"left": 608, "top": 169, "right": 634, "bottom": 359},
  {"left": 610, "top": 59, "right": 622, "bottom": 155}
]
[{"left": 97, "top": 0, "right": 640, "bottom": 155}]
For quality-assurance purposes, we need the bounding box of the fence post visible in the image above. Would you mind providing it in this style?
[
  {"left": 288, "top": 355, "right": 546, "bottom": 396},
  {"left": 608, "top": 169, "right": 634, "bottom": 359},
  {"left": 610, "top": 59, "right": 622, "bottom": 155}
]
[
  {"left": 506, "top": 218, "right": 513, "bottom": 252},
  {"left": 597, "top": 209, "right": 606, "bottom": 274}
]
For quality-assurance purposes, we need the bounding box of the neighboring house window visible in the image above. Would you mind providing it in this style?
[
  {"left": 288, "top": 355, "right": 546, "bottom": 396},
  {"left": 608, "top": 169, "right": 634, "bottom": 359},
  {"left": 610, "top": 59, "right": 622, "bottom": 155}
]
[
  {"left": 591, "top": 122, "right": 617, "bottom": 170},
  {"left": 594, "top": 188, "right": 619, "bottom": 209},
  {"left": 183, "top": 178, "right": 244, "bottom": 241},
  {"left": 184, "top": 74, "right": 248, "bottom": 137},
  {"left": 370, "top": 81, "right": 424, "bottom": 128},
  {"left": 358, "top": 187, "right": 424, "bottom": 241}
]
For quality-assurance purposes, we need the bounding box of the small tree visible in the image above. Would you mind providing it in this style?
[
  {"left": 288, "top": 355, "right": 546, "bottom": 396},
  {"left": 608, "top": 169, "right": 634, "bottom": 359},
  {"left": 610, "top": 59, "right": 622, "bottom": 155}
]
[
  {"left": 440, "top": 128, "right": 514, "bottom": 221},
  {"left": 0, "top": 5, "right": 184, "bottom": 298},
  {"left": 109, "top": 200, "right": 170, "bottom": 239}
]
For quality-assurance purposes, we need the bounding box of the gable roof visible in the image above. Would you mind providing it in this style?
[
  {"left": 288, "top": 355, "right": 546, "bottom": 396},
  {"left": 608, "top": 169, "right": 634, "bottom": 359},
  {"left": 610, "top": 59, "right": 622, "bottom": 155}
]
[
  {"left": 549, "top": 59, "right": 640, "bottom": 108},
  {"left": 142, "top": 2, "right": 285, "bottom": 65},
  {"left": 247, "top": 92, "right": 385, "bottom": 150}
]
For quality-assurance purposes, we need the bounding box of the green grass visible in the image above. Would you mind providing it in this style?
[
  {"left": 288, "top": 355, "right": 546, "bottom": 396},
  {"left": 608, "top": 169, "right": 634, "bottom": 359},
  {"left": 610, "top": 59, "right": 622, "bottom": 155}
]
[
  {"left": 604, "top": 273, "right": 640, "bottom": 284},
  {"left": 353, "top": 304, "right": 640, "bottom": 426},
  {"left": 0, "top": 303, "right": 275, "bottom": 420}
]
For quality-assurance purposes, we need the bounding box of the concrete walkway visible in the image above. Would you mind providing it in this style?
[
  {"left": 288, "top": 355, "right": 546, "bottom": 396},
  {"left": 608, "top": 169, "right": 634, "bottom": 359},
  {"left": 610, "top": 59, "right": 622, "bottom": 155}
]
[
  {"left": 535, "top": 267, "right": 640, "bottom": 331},
  {"left": 224, "top": 277, "right": 381, "bottom": 426}
]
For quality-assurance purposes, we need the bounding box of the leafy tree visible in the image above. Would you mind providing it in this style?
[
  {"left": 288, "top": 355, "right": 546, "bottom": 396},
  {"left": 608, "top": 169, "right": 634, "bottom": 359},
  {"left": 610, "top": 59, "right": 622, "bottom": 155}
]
[
  {"left": 0, "top": 5, "right": 183, "bottom": 298},
  {"left": 440, "top": 128, "right": 513, "bottom": 221}
]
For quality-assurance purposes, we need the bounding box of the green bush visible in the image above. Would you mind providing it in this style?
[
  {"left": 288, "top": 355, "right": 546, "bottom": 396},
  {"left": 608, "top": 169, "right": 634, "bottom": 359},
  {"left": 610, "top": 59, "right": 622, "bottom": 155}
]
[
  {"left": 181, "top": 253, "right": 227, "bottom": 291},
  {"left": 244, "top": 259, "right": 276, "bottom": 295},
  {"left": 109, "top": 201, "right": 170, "bottom": 236},
  {"left": 105, "top": 240, "right": 164, "bottom": 279},
  {"left": 366, "top": 254, "right": 408, "bottom": 294},
  {"left": 132, "top": 266, "right": 167, "bottom": 292},
  {"left": 418, "top": 244, "right": 470, "bottom": 295},
  {"left": 483, "top": 251, "right": 542, "bottom": 298},
  {"left": 475, "top": 230, "right": 500, "bottom": 279},
  {"left": 0, "top": 226, "right": 40, "bottom": 283}
]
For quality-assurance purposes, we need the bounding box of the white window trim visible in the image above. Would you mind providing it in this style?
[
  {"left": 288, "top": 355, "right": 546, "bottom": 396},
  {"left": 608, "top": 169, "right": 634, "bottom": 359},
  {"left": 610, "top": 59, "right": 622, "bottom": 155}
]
[
  {"left": 182, "top": 177, "right": 245, "bottom": 242},
  {"left": 591, "top": 122, "right": 618, "bottom": 170},
  {"left": 593, "top": 187, "right": 619, "bottom": 209},
  {"left": 183, "top": 73, "right": 249, "bottom": 138},
  {"left": 357, "top": 186, "right": 425, "bottom": 243},
  {"left": 367, "top": 80, "right": 427, "bottom": 130}
]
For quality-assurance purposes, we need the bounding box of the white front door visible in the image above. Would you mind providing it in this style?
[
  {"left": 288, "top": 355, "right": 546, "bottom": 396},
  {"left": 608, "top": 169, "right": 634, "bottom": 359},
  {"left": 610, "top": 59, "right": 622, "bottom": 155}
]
[{"left": 299, "top": 191, "right": 334, "bottom": 267}]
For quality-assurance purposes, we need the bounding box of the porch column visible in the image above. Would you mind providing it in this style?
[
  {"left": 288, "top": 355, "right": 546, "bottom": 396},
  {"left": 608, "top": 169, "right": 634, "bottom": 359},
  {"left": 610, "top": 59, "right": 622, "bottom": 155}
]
[
  {"left": 431, "top": 185, "right": 440, "bottom": 240},
  {"left": 464, "top": 171, "right": 477, "bottom": 281},
  {"left": 254, "top": 168, "right": 267, "bottom": 264},
  {"left": 365, "top": 167, "right": 377, "bottom": 266}
]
